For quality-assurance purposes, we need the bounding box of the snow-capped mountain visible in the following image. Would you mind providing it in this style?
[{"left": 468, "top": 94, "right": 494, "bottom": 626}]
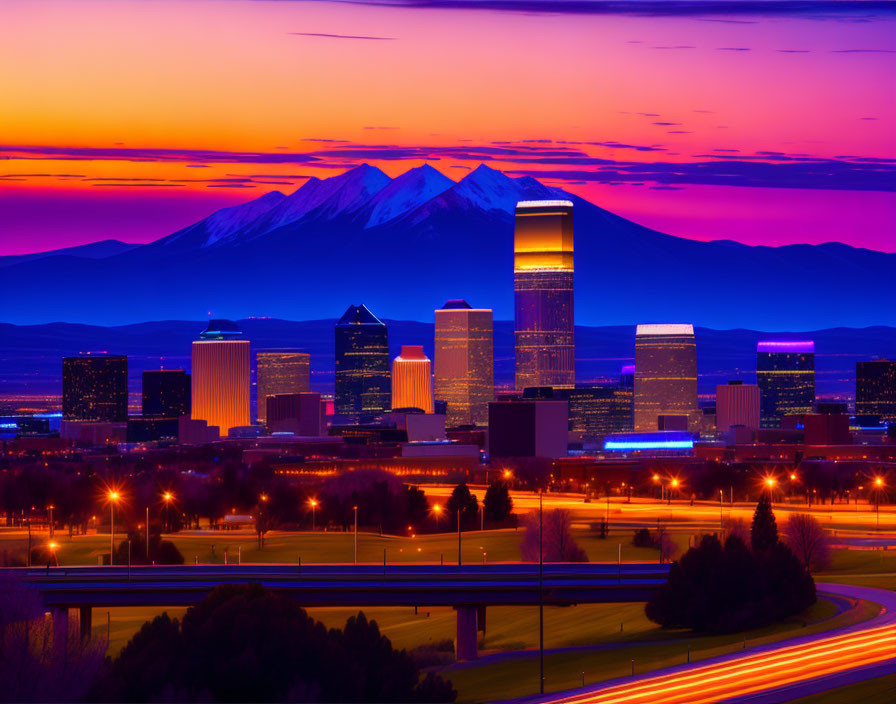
[{"left": 3, "top": 163, "right": 894, "bottom": 329}]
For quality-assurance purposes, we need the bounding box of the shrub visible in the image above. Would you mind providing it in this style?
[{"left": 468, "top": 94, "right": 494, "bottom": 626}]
[
  {"left": 521, "top": 508, "right": 588, "bottom": 562},
  {"left": 90, "top": 584, "right": 456, "bottom": 702},
  {"left": 782, "top": 513, "right": 832, "bottom": 573}
]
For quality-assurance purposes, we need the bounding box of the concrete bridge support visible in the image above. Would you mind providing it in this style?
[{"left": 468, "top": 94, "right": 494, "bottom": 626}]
[
  {"left": 455, "top": 605, "right": 479, "bottom": 661},
  {"left": 79, "top": 606, "right": 92, "bottom": 640}
]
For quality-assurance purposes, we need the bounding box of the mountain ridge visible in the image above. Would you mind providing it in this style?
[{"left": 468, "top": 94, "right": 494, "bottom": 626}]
[{"left": 2, "top": 163, "right": 893, "bottom": 329}]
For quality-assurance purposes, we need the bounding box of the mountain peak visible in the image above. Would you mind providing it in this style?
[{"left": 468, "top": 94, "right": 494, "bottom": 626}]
[{"left": 364, "top": 163, "right": 455, "bottom": 228}]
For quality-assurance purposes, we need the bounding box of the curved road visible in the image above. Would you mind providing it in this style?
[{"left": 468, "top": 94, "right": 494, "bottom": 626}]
[{"left": 522, "top": 584, "right": 896, "bottom": 704}]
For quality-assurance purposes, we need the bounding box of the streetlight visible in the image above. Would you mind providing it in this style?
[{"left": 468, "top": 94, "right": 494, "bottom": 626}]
[
  {"left": 108, "top": 490, "right": 120, "bottom": 565},
  {"left": 669, "top": 478, "right": 679, "bottom": 505},
  {"left": 309, "top": 498, "right": 318, "bottom": 531},
  {"left": 47, "top": 504, "right": 54, "bottom": 539},
  {"left": 48, "top": 541, "right": 59, "bottom": 567},
  {"left": 353, "top": 505, "right": 358, "bottom": 564},
  {"left": 764, "top": 476, "right": 777, "bottom": 504},
  {"left": 874, "top": 477, "right": 885, "bottom": 530},
  {"left": 719, "top": 489, "right": 724, "bottom": 532},
  {"left": 162, "top": 491, "right": 174, "bottom": 533}
]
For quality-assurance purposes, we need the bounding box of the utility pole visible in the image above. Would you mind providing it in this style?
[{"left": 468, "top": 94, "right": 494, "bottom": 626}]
[
  {"left": 353, "top": 506, "right": 358, "bottom": 564},
  {"left": 539, "top": 488, "right": 544, "bottom": 695},
  {"left": 146, "top": 507, "right": 150, "bottom": 559},
  {"left": 457, "top": 507, "right": 462, "bottom": 566}
]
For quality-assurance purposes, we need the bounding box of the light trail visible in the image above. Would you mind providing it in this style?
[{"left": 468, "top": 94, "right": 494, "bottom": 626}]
[{"left": 537, "top": 621, "right": 896, "bottom": 704}]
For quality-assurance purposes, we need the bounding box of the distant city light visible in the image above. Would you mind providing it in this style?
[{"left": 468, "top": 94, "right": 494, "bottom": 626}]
[{"left": 604, "top": 439, "right": 694, "bottom": 450}]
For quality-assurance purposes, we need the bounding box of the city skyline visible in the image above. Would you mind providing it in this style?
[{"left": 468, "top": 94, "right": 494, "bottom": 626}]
[{"left": 2, "top": 1, "right": 895, "bottom": 258}]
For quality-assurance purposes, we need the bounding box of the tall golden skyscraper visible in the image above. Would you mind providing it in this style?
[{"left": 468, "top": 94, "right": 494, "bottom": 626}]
[
  {"left": 256, "top": 350, "right": 310, "bottom": 423},
  {"left": 633, "top": 324, "right": 698, "bottom": 431},
  {"left": 434, "top": 300, "right": 494, "bottom": 427},
  {"left": 391, "top": 345, "right": 434, "bottom": 413},
  {"left": 514, "top": 200, "right": 575, "bottom": 390},
  {"left": 191, "top": 319, "right": 250, "bottom": 435}
]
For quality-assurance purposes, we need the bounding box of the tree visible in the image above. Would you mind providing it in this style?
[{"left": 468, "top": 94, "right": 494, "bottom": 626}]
[
  {"left": 722, "top": 516, "right": 749, "bottom": 545},
  {"left": 483, "top": 482, "right": 513, "bottom": 523},
  {"left": 0, "top": 579, "right": 105, "bottom": 702},
  {"left": 750, "top": 494, "right": 778, "bottom": 552},
  {"left": 782, "top": 513, "right": 832, "bottom": 572},
  {"left": 114, "top": 531, "right": 184, "bottom": 566},
  {"left": 646, "top": 532, "right": 815, "bottom": 634},
  {"left": 446, "top": 483, "right": 479, "bottom": 530},
  {"left": 521, "top": 508, "right": 587, "bottom": 562},
  {"left": 90, "top": 584, "right": 456, "bottom": 702},
  {"left": 406, "top": 485, "right": 429, "bottom": 530}
]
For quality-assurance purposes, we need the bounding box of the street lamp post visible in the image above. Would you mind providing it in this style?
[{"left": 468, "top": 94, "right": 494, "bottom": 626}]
[
  {"left": 719, "top": 489, "right": 723, "bottom": 532},
  {"left": 310, "top": 499, "right": 318, "bottom": 531},
  {"left": 48, "top": 541, "right": 59, "bottom": 567},
  {"left": 353, "top": 505, "right": 358, "bottom": 564},
  {"left": 108, "top": 490, "right": 120, "bottom": 565},
  {"left": 874, "top": 477, "right": 884, "bottom": 530},
  {"left": 162, "top": 492, "right": 173, "bottom": 533},
  {"left": 457, "top": 506, "right": 462, "bottom": 567},
  {"left": 538, "top": 488, "right": 544, "bottom": 695}
]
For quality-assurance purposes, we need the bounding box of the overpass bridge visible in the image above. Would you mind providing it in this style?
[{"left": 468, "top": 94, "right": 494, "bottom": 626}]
[{"left": 4, "top": 562, "right": 670, "bottom": 659}]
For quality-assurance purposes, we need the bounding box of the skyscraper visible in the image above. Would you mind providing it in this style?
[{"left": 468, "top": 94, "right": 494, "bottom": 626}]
[
  {"left": 633, "top": 324, "right": 698, "bottom": 431},
  {"left": 856, "top": 359, "right": 896, "bottom": 424},
  {"left": 392, "top": 346, "right": 434, "bottom": 413},
  {"left": 716, "top": 381, "right": 760, "bottom": 432},
  {"left": 756, "top": 340, "right": 815, "bottom": 428},
  {"left": 434, "top": 300, "right": 494, "bottom": 427},
  {"left": 256, "top": 350, "right": 311, "bottom": 423},
  {"left": 335, "top": 304, "right": 391, "bottom": 423},
  {"left": 514, "top": 200, "right": 575, "bottom": 390},
  {"left": 191, "top": 319, "right": 250, "bottom": 435},
  {"left": 62, "top": 355, "right": 128, "bottom": 422},
  {"left": 142, "top": 369, "right": 190, "bottom": 418}
]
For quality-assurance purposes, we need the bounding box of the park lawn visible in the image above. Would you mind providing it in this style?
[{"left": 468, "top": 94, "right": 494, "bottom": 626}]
[
  {"left": 1, "top": 526, "right": 669, "bottom": 566},
  {"left": 787, "top": 673, "right": 896, "bottom": 704},
  {"left": 441, "top": 598, "right": 879, "bottom": 703}
]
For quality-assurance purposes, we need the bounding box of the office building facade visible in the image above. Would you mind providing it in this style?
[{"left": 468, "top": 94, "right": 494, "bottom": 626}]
[
  {"left": 142, "top": 369, "right": 190, "bottom": 418},
  {"left": 391, "top": 345, "right": 434, "bottom": 413},
  {"left": 488, "top": 399, "right": 568, "bottom": 459},
  {"left": 62, "top": 355, "right": 128, "bottom": 422},
  {"left": 434, "top": 300, "right": 494, "bottom": 427},
  {"left": 334, "top": 304, "right": 391, "bottom": 423},
  {"left": 256, "top": 350, "right": 311, "bottom": 423},
  {"left": 266, "top": 392, "right": 323, "bottom": 436},
  {"left": 514, "top": 200, "right": 575, "bottom": 390},
  {"left": 191, "top": 319, "right": 250, "bottom": 435},
  {"left": 633, "top": 324, "right": 698, "bottom": 431},
  {"left": 756, "top": 340, "right": 815, "bottom": 428},
  {"left": 716, "top": 381, "right": 761, "bottom": 432},
  {"left": 856, "top": 359, "right": 896, "bottom": 424}
]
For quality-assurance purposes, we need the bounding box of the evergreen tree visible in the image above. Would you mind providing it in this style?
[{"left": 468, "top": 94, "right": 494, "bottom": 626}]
[
  {"left": 751, "top": 493, "right": 778, "bottom": 552},
  {"left": 446, "top": 482, "right": 479, "bottom": 530},
  {"left": 483, "top": 482, "right": 513, "bottom": 523}
]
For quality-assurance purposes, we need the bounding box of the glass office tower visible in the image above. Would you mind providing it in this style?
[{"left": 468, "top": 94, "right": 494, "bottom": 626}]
[
  {"left": 335, "top": 304, "right": 391, "bottom": 423},
  {"left": 392, "top": 345, "right": 434, "bottom": 413},
  {"left": 434, "top": 299, "right": 494, "bottom": 427},
  {"left": 514, "top": 200, "right": 575, "bottom": 390},
  {"left": 756, "top": 340, "right": 815, "bottom": 428},
  {"left": 856, "top": 359, "right": 896, "bottom": 424},
  {"left": 256, "top": 350, "right": 311, "bottom": 423},
  {"left": 633, "top": 324, "right": 698, "bottom": 431},
  {"left": 62, "top": 355, "right": 128, "bottom": 421},
  {"left": 191, "top": 319, "right": 250, "bottom": 435},
  {"left": 142, "top": 369, "right": 190, "bottom": 418}
]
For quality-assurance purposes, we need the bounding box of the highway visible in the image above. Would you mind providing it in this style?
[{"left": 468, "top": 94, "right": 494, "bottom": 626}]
[
  {"left": 523, "top": 583, "right": 896, "bottom": 704},
  {"left": 6, "top": 562, "right": 669, "bottom": 608}
]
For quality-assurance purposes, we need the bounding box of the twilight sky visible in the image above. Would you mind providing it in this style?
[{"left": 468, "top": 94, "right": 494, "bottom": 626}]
[{"left": 1, "top": 0, "right": 894, "bottom": 256}]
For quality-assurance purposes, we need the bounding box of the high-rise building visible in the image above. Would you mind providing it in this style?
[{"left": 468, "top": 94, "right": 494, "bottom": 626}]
[
  {"left": 488, "top": 398, "right": 568, "bottom": 459},
  {"left": 266, "top": 392, "right": 323, "bottom": 436},
  {"left": 334, "top": 304, "right": 391, "bottom": 423},
  {"left": 756, "top": 340, "right": 815, "bottom": 428},
  {"left": 256, "top": 350, "right": 311, "bottom": 423},
  {"left": 142, "top": 369, "right": 190, "bottom": 418},
  {"left": 514, "top": 200, "right": 575, "bottom": 390},
  {"left": 392, "top": 346, "right": 433, "bottom": 413},
  {"left": 856, "top": 360, "right": 896, "bottom": 424},
  {"left": 434, "top": 300, "right": 494, "bottom": 427},
  {"left": 716, "top": 381, "right": 760, "bottom": 432},
  {"left": 62, "top": 355, "right": 128, "bottom": 422},
  {"left": 191, "top": 319, "right": 250, "bottom": 435},
  {"left": 633, "top": 324, "right": 698, "bottom": 431}
]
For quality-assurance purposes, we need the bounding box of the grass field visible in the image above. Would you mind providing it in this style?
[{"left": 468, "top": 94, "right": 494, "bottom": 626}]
[
  {"left": 788, "top": 673, "right": 896, "bottom": 704},
  {"left": 0, "top": 525, "right": 668, "bottom": 567}
]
